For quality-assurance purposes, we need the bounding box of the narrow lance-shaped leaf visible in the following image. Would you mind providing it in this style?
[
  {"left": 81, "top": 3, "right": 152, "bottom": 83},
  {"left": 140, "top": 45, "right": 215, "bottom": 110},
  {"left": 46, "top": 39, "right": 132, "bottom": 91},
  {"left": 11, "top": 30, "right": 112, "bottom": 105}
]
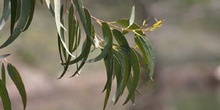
[
  {"left": 58, "top": 34, "right": 65, "bottom": 64},
  {"left": 0, "top": 0, "right": 30, "bottom": 49},
  {"left": 58, "top": 4, "right": 76, "bottom": 79},
  {"left": 74, "top": 0, "right": 88, "bottom": 35},
  {"left": 134, "top": 35, "right": 155, "bottom": 79},
  {"left": 112, "top": 48, "right": 131, "bottom": 104},
  {"left": 129, "top": 6, "right": 135, "bottom": 27},
  {"left": 1, "top": 63, "right": 6, "bottom": 84},
  {"left": 23, "top": 0, "right": 36, "bottom": 31},
  {"left": 84, "top": 8, "right": 92, "bottom": 36},
  {"left": 72, "top": 20, "right": 81, "bottom": 52},
  {"left": 68, "top": 4, "right": 75, "bottom": 51},
  {"left": 10, "top": 0, "right": 18, "bottom": 34},
  {"left": 70, "top": 39, "right": 92, "bottom": 77},
  {"left": 123, "top": 48, "right": 140, "bottom": 105},
  {"left": 60, "top": 39, "right": 91, "bottom": 78},
  {"left": 0, "top": 0, "right": 10, "bottom": 31},
  {"left": 0, "top": 54, "right": 10, "bottom": 60},
  {"left": 14, "top": 0, "right": 21, "bottom": 23},
  {"left": 103, "top": 53, "right": 113, "bottom": 110},
  {"left": 112, "top": 30, "right": 139, "bottom": 104},
  {"left": 7, "top": 63, "right": 27, "bottom": 110},
  {"left": 112, "top": 29, "right": 129, "bottom": 47},
  {"left": 86, "top": 22, "right": 113, "bottom": 63},
  {"left": 68, "top": 7, "right": 81, "bottom": 52},
  {"left": 113, "top": 55, "right": 122, "bottom": 91},
  {"left": 0, "top": 79, "right": 12, "bottom": 110},
  {"left": 54, "top": 0, "right": 76, "bottom": 59}
]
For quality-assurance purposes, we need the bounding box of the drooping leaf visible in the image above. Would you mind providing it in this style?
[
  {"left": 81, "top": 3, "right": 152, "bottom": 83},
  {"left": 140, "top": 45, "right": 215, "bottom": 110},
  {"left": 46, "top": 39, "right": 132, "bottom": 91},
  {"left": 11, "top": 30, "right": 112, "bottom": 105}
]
[
  {"left": 0, "top": 79, "right": 12, "bottom": 110},
  {"left": 103, "top": 83, "right": 111, "bottom": 110},
  {"left": 83, "top": 7, "right": 95, "bottom": 44},
  {"left": 84, "top": 8, "right": 92, "bottom": 35},
  {"left": 10, "top": 0, "right": 18, "bottom": 34},
  {"left": 112, "top": 29, "right": 140, "bottom": 104},
  {"left": 68, "top": 4, "right": 75, "bottom": 51},
  {"left": 7, "top": 63, "right": 27, "bottom": 110},
  {"left": 134, "top": 35, "right": 155, "bottom": 79},
  {"left": 23, "top": 0, "right": 36, "bottom": 31},
  {"left": 0, "top": 0, "right": 30, "bottom": 49},
  {"left": 74, "top": 0, "right": 88, "bottom": 34},
  {"left": 112, "top": 48, "right": 131, "bottom": 104},
  {"left": 65, "top": 38, "right": 91, "bottom": 65},
  {"left": 72, "top": 20, "right": 81, "bottom": 52},
  {"left": 113, "top": 55, "right": 122, "bottom": 91},
  {"left": 0, "top": 54, "right": 10, "bottom": 60},
  {"left": 70, "top": 51, "right": 90, "bottom": 77},
  {"left": 1, "top": 63, "right": 6, "bottom": 84},
  {"left": 54, "top": 0, "right": 75, "bottom": 59},
  {"left": 68, "top": 5, "right": 81, "bottom": 52},
  {"left": 0, "top": 0, "right": 10, "bottom": 31},
  {"left": 59, "top": 38, "right": 91, "bottom": 78},
  {"left": 86, "top": 22, "right": 113, "bottom": 63},
  {"left": 103, "top": 53, "right": 113, "bottom": 110},
  {"left": 112, "top": 29, "right": 129, "bottom": 48},
  {"left": 123, "top": 48, "right": 140, "bottom": 105}
]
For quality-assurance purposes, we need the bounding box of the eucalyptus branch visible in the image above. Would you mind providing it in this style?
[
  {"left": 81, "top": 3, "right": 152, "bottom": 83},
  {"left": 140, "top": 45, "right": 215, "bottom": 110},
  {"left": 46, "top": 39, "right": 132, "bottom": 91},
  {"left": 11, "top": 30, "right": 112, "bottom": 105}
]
[{"left": 0, "top": 0, "right": 163, "bottom": 110}]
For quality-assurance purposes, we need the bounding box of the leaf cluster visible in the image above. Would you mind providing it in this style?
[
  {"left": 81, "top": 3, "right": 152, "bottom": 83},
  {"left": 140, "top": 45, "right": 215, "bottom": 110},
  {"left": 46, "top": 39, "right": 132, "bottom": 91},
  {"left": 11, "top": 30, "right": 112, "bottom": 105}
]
[
  {"left": 0, "top": 0, "right": 163, "bottom": 110},
  {"left": 0, "top": 55, "right": 26, "bottom": 110}
]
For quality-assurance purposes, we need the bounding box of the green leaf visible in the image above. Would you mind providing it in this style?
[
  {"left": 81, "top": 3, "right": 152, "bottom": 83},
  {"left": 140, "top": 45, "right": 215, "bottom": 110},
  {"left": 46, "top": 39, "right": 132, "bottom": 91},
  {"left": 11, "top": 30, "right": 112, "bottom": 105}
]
[
  {"left": 116, "top": 19, "right": 140, "bottom": 30},
  {"left": 7, "top": 63, "right": 27, "bottom": 110},
  {"left": 112, "top": 29, "right": 129, "bottom": 48},
  {"left": 113, "top": 56, "right": 122, "bottom": 91},
  {"left": 10, "top": 0, "right": 18, "bottom": 34},
  {"left": 112, "top": 30, "right": 140, "bottom": 104},
  {"left": 66, "top": 38, "right": 91, "bottom": 65},
  {"left": 129, "top": 6, "right": 135, "bottom": 26},
  {"left": 1, "top": 63, "right": 6, "bottom": 84},
  {"left": 0, "top": 54, "right": 10, "bottom": 59},
  {"left": 72, "top": 20, "right": 81, "bottom": 52},
  {"left": 112, "top": 48, "right": 131, "bottom": 104},
  {"left": 103, "top": 83, "right": 111, "bottom": 110},
  {"left": 84, "top": 8, "right": 92, "bottom": 35},
  {"left": 23, "top": 0, "right": 36, "bottom": 31},
  {"left": 54, "top": 0, "right": 75, "bottom": 59},
  {"left": 0, "top": 79, "right": 12, "bottom": 110},
  {"left": 58, "top": 35, "right": 65, "bottom": 65},
  {"left": 103, "top": 53, "right": 113, "bottom": 110},
  {"left": 86, "top": 22, "right": 113, "bottom": 63},
  {"left": 0, "top": 0, "right": 30, "bottom": 49},
  {"left": 74, "top": 0, "right": 88, "bottom": 35},
  {"left": 83, "top": 8, "right": 95, "bottom": 44},
  {"left": 0, "top": 0, "right": 10, "bottom": 31},
  {"left": 68, "top": 5, "right": 81, "bottom": 52},
  {"left": 70, "top": 52, "right": 89, "bottom": 77},
  {"left": 134, "top": 35, "right": 155, "bottom": 79},
  {"left": 123, "top": 48, "right": 140, "bottom": 105},
  {"left": 68, "top": 4, "right": 75, "bottom": 51},
  {"left": 59, "top": 38, "right": 91, "bottom": 78}
]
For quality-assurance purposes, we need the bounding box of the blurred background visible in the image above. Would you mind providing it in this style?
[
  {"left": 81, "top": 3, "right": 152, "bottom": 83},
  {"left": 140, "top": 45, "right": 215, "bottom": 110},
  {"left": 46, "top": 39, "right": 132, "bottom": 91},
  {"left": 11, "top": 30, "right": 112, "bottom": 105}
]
[{"left": 1, "top": 0, "right": 220, "bottom": 110}]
